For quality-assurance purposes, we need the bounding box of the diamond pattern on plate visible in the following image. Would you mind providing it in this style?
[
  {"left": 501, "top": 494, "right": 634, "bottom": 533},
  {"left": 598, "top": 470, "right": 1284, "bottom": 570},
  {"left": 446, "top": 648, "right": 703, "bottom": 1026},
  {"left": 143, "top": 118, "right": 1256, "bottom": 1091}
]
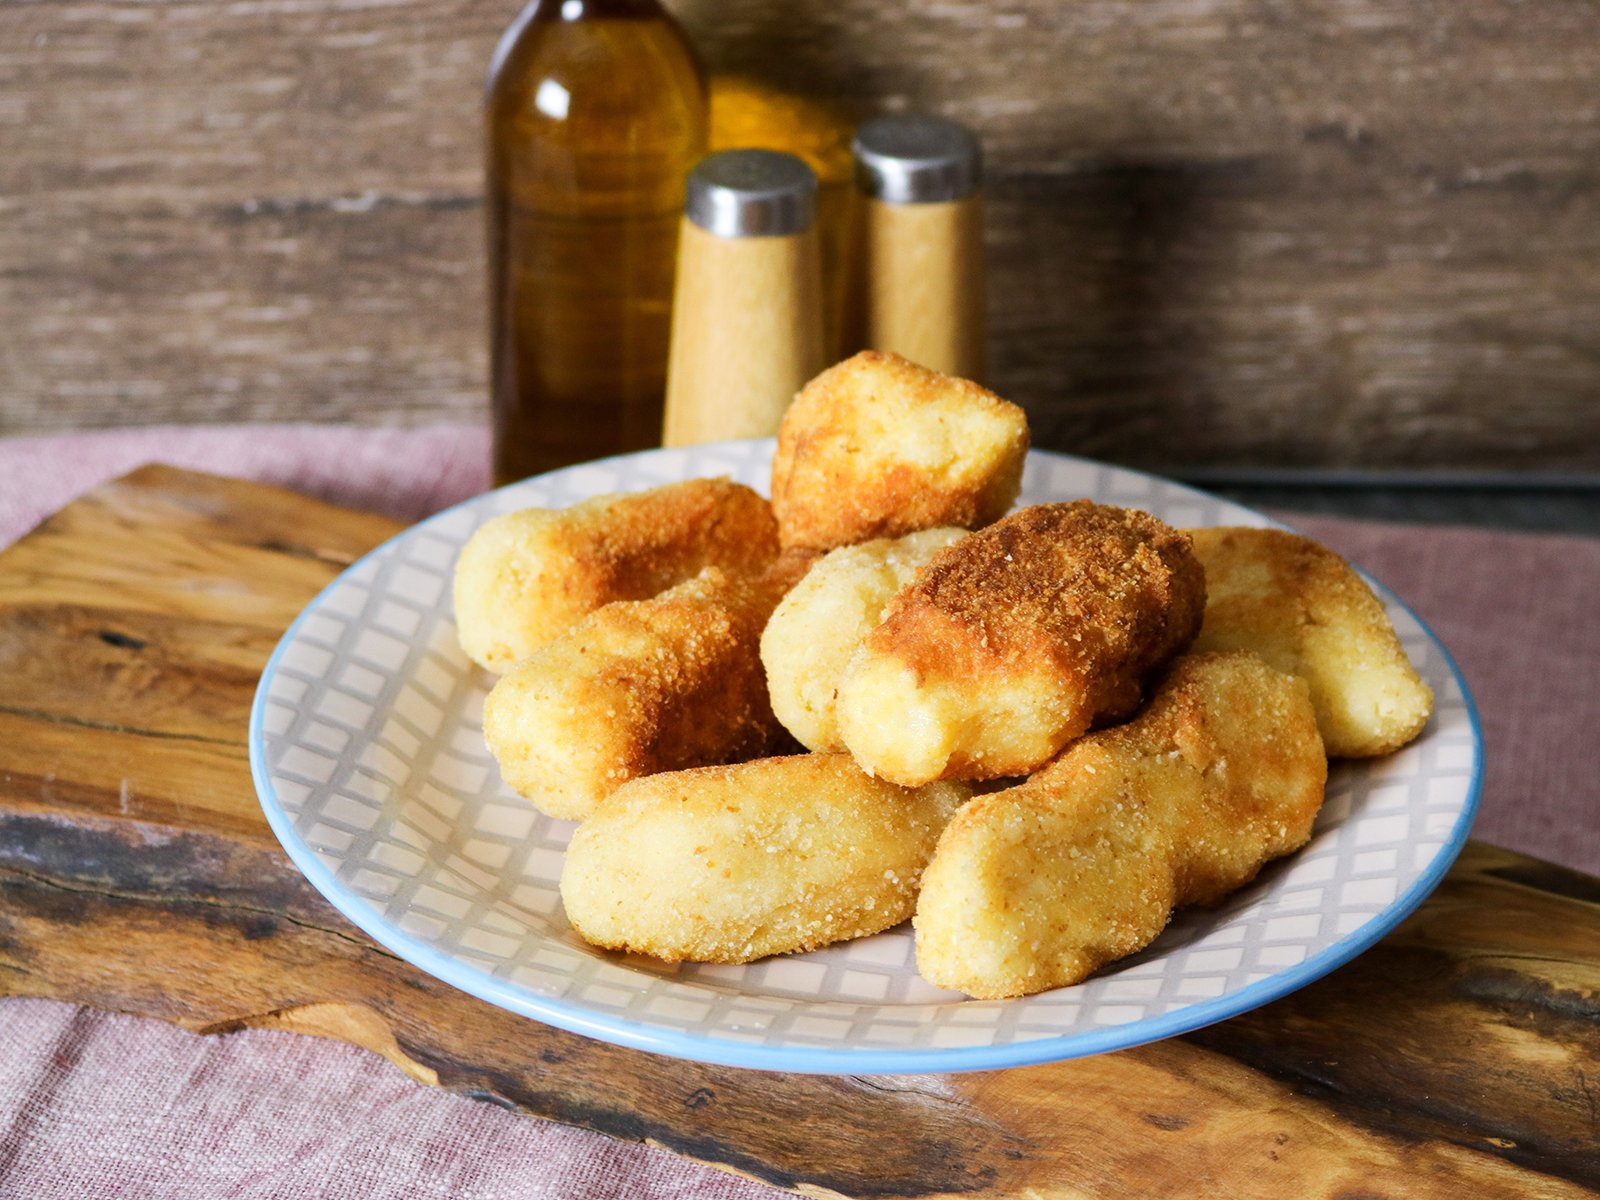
[{"left": 253, "top": 441, "right": 1481, "bottom": 1069}]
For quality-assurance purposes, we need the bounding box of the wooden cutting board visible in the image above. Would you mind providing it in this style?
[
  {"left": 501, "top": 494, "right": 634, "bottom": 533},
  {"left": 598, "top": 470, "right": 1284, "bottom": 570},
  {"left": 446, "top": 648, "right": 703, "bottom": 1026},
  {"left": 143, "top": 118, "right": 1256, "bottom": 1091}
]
[{"left": 0, "top": 465, "right": 1595, "bottom": 1199}]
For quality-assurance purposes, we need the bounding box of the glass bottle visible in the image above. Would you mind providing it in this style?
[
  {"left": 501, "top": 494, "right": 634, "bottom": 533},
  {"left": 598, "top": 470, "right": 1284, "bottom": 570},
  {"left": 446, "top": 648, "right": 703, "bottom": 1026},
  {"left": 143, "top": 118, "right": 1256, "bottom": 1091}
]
[{"left": 486, "top": 0, "right": 707, "bottom": 486}]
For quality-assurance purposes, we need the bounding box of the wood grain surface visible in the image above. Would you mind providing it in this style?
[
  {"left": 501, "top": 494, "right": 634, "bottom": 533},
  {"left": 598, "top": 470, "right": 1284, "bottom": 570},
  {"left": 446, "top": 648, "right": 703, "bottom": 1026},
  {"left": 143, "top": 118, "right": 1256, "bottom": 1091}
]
[
  {"left": 2, "top": 1, "right": 1598, "bottom": 473},
  {"left": 856, "top": 195, "right": 987, "bottom": 383},
  {"left": 663, "top": 217, "right": 825, "bottom": 447},
  {"left": 0, "top": 466, "right": 1596, "bottom": 1198}
]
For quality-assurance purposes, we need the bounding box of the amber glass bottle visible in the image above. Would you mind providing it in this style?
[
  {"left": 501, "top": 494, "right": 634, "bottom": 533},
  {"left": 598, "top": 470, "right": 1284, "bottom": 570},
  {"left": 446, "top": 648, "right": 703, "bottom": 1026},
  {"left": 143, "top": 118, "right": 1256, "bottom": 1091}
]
[{"left": 486, "top": 0, "right": 706, "bottom": 485}]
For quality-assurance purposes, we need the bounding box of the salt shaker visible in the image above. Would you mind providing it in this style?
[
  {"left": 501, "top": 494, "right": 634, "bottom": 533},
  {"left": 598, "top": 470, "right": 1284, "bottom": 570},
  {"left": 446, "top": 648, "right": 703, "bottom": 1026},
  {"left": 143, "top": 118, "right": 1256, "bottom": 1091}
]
[
  {"left": 852, "top": 114, "right": 986, "bottom": 380},
  {"left": 662, "top": 150, "right": 825, "bottom": 447}
]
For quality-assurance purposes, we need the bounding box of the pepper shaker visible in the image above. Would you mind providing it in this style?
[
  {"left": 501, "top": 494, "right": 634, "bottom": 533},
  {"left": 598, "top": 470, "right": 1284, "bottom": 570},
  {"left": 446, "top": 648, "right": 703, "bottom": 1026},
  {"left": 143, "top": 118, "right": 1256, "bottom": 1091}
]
[
  {"left": 662, "top": 150, "right": 826, "bottom": 447},
  {"left": 852, "top": 114, "right": 986, "bottom": 381}
]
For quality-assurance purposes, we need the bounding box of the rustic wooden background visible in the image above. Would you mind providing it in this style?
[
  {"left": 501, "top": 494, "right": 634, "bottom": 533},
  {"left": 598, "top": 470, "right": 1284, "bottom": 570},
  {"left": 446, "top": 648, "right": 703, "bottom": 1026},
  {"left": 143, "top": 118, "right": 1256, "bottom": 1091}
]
[{"left": 2, "top": 0, "right": 1597, "bottom": 473}]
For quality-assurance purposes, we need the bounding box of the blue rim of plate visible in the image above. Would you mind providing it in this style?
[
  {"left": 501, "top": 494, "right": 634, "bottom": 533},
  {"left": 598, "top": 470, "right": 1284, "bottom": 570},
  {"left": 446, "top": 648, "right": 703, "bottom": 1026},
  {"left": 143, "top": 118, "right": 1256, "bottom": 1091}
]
[{"left": 248, "top": 444, "right": 1483, "bottom": 1075}]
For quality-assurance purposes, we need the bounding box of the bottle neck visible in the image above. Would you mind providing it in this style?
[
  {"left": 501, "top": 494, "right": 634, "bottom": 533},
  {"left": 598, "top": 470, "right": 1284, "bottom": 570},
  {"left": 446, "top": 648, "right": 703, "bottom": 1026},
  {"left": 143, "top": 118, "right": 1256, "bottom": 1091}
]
[{"left": 529, "top": 0, "right": 667, "bottom": 20}]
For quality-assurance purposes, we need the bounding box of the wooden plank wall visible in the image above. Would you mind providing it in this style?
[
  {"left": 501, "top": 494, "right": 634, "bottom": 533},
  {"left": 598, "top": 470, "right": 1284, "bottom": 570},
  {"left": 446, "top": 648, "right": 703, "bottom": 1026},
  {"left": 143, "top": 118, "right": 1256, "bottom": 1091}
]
[{"left": 2, "top": 0, "right": 1597, "bottom": 473}]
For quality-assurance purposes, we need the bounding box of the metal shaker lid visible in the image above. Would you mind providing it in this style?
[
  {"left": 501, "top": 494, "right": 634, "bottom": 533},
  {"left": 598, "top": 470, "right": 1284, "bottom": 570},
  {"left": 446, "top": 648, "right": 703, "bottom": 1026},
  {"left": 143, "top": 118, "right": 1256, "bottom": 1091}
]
[
  {"left": 685, "top": 150, "right": 818, "bottom": 238},
  {"left": 853, "top": 114, "right": 982, "bottom": 204}
]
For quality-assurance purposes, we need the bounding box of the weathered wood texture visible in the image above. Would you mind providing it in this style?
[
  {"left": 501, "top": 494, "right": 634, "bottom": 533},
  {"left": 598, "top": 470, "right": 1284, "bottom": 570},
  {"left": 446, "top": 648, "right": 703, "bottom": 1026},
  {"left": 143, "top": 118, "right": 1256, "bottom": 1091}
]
[
  {"left": 2, "top": 1, "right": 1598, "bottom": 472},
  {"left": 0, "top": 466, "right": 1596, "bottom": 1198}
]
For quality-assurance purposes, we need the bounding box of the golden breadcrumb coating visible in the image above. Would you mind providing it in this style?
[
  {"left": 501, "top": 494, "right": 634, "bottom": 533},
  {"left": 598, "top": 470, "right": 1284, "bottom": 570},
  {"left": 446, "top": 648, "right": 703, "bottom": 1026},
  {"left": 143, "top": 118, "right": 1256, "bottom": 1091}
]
[
  {"left": 915, "top": 651, "right": 1327, "bottom": 999},
  {"left": 561, "top": 754, "right": 971, "bottom": 963},
  {"left": 760, "top": 527, "right": 969, "bottom": 752},
  {"left": 1187, "top": 527, "right": 1433, "bottom": 757},
  {"left": 483, "top": 558, "right": 806, "bottom": 821},
  {"left": 454, "top": 478, "right": 778, "bottom": 672},
  {"left": 770, "top": 351, "right": 1029, "bottom": 553},
  {"left": 836, "top": 501, "right": 1206, "bottom": 785}
]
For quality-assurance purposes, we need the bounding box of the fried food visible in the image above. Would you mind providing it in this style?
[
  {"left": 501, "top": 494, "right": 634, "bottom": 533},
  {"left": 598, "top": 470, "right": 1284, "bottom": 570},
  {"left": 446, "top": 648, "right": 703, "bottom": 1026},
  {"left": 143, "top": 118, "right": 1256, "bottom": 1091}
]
[
  {"left": 561, "top": 754, "right": 971, "bottom": 963},
  {"left": 760, "top": 526, "right": 969, "bottom": 752},
  {"left": 915, "top": 651, "right": 1327, "bottom": 999},
  {"left": 1187, "top": 526, "right": 1433, "bottom": 757},
  {"left": 483, "top": 557, "right": 808, "bottom": 820},
  {"left": 454, "top": 478, "right": 778, "bottom": 672},
  {"left": 836, "top": 501, "right": 1206, "bottom": 785},
  {"left": 770, "top": 351, "right": 1029, "bottom": 553}
]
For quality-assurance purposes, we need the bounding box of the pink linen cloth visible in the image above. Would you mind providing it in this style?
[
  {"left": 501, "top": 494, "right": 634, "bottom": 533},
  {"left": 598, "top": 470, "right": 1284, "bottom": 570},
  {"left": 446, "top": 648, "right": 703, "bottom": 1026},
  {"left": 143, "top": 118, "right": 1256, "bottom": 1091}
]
[
  {"left": 0, "top": 999, "right": 773, "bottom": 1200},
  {"left": 0, "top": 421, "right": 1595, "bottom": 1198}
]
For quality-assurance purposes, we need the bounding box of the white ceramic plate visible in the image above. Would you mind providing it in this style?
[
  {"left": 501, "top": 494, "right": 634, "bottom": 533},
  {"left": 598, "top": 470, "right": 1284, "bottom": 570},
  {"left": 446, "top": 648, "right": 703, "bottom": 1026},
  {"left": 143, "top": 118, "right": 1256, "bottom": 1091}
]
[{"left": 248, "top": 442, "right": 1482, "bottom": 1074}]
